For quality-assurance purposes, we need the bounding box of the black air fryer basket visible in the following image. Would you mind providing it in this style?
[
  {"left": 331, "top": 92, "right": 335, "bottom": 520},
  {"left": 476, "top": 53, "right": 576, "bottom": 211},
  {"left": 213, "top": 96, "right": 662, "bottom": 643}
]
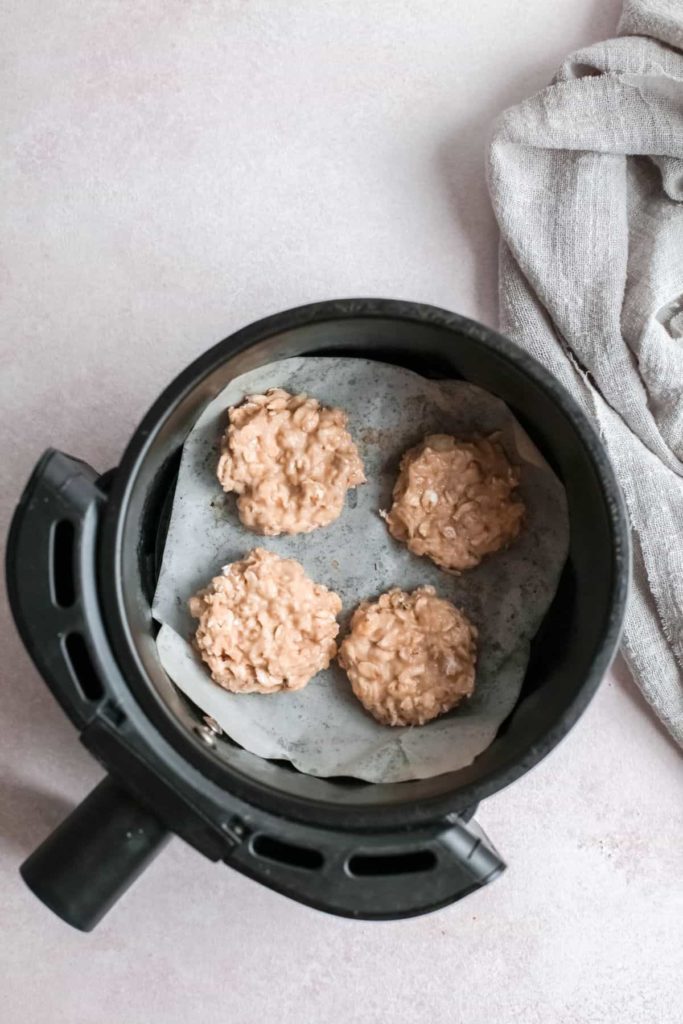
[{"left": 6, "top": 300, "right": 629, "bottom": 931}]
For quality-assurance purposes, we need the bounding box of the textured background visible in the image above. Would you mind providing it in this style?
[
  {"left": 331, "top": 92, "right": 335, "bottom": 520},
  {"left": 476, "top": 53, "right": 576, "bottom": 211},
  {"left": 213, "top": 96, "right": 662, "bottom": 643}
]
[{"left": 1, "top": 2, "right": 681, "bottom": 1022}]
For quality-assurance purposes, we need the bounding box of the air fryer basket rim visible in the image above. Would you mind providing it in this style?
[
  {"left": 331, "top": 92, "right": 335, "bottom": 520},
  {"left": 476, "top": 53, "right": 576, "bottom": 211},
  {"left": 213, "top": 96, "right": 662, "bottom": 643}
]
[{"left": 98, "top": 298, "right": 629, "bottom": 831}]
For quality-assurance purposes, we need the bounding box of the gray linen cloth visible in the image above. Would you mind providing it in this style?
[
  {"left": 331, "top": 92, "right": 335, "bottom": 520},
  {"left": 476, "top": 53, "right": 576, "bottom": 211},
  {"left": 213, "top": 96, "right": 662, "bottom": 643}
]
[{"left": 488, "top": 0, "right": 683, "bottom": 745}]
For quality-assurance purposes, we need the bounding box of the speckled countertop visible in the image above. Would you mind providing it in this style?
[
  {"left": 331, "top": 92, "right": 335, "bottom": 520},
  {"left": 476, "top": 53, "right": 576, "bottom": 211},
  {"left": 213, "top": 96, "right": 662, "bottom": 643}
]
[{"left": 1, "top": 2, "right": 681, "bottom": 1022}]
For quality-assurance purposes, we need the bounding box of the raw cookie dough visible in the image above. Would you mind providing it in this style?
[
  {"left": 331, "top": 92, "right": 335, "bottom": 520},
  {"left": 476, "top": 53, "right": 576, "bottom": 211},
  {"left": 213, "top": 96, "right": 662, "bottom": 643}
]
[
  {"left": 338, "top": 586, "right": 477, "bottom": 727},
  {"left": 384, "top": 434, "right": 525, "bottom": 571},
  {"left": 189, "top": 548, "right": 342, "bottom": 693},
  {"left": 217, "top": 388, "right": 366, "bottom": 535}
]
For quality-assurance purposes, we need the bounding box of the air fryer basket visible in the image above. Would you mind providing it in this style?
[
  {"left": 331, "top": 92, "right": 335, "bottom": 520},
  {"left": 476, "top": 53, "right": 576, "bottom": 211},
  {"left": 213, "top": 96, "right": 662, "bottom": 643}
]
[{"left": 7, "top": 299, "right": 629, "bottom": 930}]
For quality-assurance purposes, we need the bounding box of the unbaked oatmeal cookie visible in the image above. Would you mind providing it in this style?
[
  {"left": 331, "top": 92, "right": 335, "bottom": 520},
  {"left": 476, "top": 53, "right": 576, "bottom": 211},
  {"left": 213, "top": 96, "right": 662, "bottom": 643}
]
[
  {"left": 338, "top": 586, "right": 477, "bottom": 727},
  {"left": 383, "top": 434, "right": 524, "bottom": 571},
  {"left": 189, "top": 548, "right": 341, "bottom": 693},
  {"left": 217, "top": 388, "right": 365, "bottom": 535}
]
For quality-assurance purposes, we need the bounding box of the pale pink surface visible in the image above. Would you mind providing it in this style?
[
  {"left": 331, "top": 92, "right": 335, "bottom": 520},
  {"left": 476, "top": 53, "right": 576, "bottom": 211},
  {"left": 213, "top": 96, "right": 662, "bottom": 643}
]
[{"left": 1, "top": 2, "right": 681, "bottom": 1022}]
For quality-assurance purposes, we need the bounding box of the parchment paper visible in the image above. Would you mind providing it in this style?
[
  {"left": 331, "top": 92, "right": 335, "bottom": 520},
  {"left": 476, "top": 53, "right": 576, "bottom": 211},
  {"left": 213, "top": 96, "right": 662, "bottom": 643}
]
[{"left": 153, "top": 357, "right": 569, "bottom": 782}]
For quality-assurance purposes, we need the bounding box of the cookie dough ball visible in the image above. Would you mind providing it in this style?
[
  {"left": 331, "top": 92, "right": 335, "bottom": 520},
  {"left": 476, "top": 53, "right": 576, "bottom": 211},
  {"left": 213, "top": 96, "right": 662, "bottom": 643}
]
[
  {"left": 384, "top": 434, "right": 524, "bottom": 571},
  {"left": 217, "top": 388, "right": 366, "bottom": 536},
  {"left": 338, "top": 586, "right": 477, "bottom": 727},
  {"left": 189, "top": 548, "right": 342, "bottom": 693}
]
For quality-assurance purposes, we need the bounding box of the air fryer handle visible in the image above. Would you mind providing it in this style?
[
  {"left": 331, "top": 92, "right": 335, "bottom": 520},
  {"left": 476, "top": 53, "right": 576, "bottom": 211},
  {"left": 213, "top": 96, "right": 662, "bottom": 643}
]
[
  {"left": 8, "top": 451, "right": 172, "bottom": 931},
  {"left": 20, "top": 775, "right": 170, "bottom": 932}
]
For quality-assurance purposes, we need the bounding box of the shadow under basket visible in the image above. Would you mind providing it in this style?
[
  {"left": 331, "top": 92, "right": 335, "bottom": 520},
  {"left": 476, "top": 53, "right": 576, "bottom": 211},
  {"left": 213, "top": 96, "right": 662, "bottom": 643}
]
[{"left": 6, "top": 298, "right": 629, "bottom": 931}]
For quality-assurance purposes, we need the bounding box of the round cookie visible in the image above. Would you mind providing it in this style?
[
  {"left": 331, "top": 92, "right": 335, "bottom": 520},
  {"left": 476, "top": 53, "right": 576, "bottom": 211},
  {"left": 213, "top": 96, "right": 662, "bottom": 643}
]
[
  {"left": 217, "top": 388, "right": 365, "bottom": 536},
  {"left": 383, "top": 434, "right": 524, "bottom": 571},
  {"left": 338, "top": 586, "right": 477, "bottom": 727},
  {"left": 189, "top": 548, "right": 341, "bottom": 693}
]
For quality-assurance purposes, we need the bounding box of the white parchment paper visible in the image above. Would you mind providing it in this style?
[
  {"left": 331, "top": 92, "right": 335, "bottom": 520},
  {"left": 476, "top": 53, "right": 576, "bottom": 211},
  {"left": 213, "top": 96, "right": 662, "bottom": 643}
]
[{"left": 153, "top": 357, "right": 569, "bottom": 782}]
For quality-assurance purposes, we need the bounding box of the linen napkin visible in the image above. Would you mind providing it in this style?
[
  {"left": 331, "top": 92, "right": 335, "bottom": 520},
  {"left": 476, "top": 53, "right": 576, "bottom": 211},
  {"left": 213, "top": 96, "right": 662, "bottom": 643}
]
[{"left": 488, "top": 0, "right": 683, "bottom": 745}]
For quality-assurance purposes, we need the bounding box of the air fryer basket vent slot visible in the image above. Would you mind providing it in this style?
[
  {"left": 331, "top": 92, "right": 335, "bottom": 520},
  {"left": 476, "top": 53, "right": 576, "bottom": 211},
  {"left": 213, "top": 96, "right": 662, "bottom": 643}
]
[
  {"left": 347, "top": 850, "right": 437, "bottom": 877},
  {"left": 63, "top": 633, "right": 104, "bottom": 702},
  {"left": 251, "top": 834, "right": 324, "bottom": 871},
  {"left": 51, "top": 519, "right": 76, "bottom": 608}
]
